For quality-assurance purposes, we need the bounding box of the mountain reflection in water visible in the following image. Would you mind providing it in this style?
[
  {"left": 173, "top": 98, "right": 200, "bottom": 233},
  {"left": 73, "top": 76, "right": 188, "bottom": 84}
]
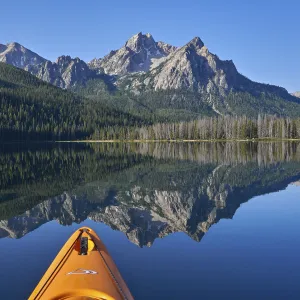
[{"left": 1, "top": 141, "right": 300, "bottom": 247}]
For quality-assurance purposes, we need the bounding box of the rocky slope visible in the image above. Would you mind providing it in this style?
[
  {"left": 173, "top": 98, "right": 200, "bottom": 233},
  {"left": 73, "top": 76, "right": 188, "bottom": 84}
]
[
  {"left": 2, "top": 34, "right": 300, "bottom": 118},
  {"left": 0, "top": 43, "right": 92, "bottom": 88},
  {"left": 27, "top": 55, "right": 92, "bottom": 88},
  {"left": 120, "top": 36, "right": 291, "bottom": 99},
  {"left": 120, "top": 37, "right": 237, "bottom": 94},
  {"left": 88, "top": 32, "right": 177, "bottom": 75},
  {"left": 0, "top": 42, "right": 46, "bottom": 68}
]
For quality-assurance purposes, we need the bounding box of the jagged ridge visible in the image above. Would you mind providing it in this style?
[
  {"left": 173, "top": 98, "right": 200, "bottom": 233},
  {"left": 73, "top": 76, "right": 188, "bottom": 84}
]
[
  {"left": 88, "top": 32, "right": 177, "bottom": 75},
  {"left": 1, "top": 34, "right": 300, "bottom": 118}
]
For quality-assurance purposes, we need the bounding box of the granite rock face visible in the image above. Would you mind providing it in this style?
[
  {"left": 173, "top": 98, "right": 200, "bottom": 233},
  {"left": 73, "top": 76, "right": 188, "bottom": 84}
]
[
  {"left": 1, "top": 35, "right": 296, "bottom": 111},
  {"left": 0, "top": 42, "right": 46, "bottom": 68},
  {"left": 127, "top": 36, "right": 239, "bottom": 95},
  {"left": 117, "top": 35, "right": 295, "bottom": 114},
  {"left": 88, "top": 32, "right": 177, "bottom": 75},
  {"left": 0, "top": 43, "right": 92, "bottom": 88},
  {"left": 27, "top": 55, "right": 92, "bottom": 88},
  {"left": 156, "top": 41, "right": 177, "bottom": 56}
]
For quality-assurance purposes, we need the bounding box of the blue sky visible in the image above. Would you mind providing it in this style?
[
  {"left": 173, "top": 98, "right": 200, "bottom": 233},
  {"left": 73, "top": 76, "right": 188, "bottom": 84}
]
[{"left": 1, "top": 0, "right": 299, "bottom": 92}]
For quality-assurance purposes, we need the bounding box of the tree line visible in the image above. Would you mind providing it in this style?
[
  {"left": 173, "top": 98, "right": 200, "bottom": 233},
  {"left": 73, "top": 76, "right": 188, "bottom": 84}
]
[
  {"left": 91, "top": 115, "right": 300, "bottom": 141},
  {"left": 0, "top": 63, "right": 148, "bottom": 142},
  {"left": 2, "top": 63, "right": 300, "bottom": 142}
]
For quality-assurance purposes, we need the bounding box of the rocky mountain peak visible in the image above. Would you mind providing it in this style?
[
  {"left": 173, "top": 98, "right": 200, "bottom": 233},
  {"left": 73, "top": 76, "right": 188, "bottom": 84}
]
[
  {"left": 125, "top": 36, "right": 240, "bottom": 95},
  {"left": 125, "top": 32, "right": 141, "bottom": 48},
  {"left": 1, "top": 35, "right": 295, "bottom": 117},
  {"left": 125, "top": 32, "right": 155, "bottom": 51},
  {"left": 124, "top": 32, "right": 158, "bottom": 56},
  {"left": 7, "top": 42, "right": 22, "bottom": 49},
  {"left": 0, "top": 42, "right": 46, "bottom": 68},
  {"left": 56, "top": 55, "right": 72, "bottom": 65},
  {"left": 0, "top": 41, "right": 93, "bottom": 89},
  {"left": 186, "top": 36, "right": 205, "bottom": 49},
  {"left": 90, "top": 32, "right": 176, "bottom": 75},
  {"left": 27, "top": 55, "right": 91, "bottom": 89}
]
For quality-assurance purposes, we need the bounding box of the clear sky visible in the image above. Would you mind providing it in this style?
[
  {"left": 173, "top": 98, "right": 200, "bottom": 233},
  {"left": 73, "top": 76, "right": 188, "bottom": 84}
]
[{"left": 0, "top": 0, "right": 299, "bottom": 92}]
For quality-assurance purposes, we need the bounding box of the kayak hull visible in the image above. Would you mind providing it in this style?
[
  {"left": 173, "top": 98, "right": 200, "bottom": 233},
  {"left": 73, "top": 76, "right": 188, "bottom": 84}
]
[{"left": 29, "top": 227, "right": 134, "bottom": 300}]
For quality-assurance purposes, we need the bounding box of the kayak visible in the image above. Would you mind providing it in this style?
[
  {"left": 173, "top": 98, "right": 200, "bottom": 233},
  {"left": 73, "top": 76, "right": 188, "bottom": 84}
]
[{"left": 29, "top": 227, "right": 134, "bottom": 300}]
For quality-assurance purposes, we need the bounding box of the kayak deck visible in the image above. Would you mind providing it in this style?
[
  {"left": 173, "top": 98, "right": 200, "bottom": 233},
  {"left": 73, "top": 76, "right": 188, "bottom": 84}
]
[{"left": 29, "top": 227, "right": 133, "bottom": 300}]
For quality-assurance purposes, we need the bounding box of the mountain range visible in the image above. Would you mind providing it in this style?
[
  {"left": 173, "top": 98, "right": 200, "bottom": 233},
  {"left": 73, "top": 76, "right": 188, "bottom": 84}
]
[{"left": 1, "top": 33, "right": 300, "bottom": 119}]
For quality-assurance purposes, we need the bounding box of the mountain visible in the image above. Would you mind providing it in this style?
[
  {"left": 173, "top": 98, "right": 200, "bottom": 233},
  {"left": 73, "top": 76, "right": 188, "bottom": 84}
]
[
  {"left": 116, "top": 36, "right": 300, "bottom": 116},
  {"left": 85, "top": 34, "right": 300, "bottom": 118},
  {"left": 27, "top": 55, "right": 92, "bottom": 88},
  {"left": 0, "top": 42, "right": 46, "bottom": 68},
  {"left": 88, "top": 32, "right": 177, "bottom": 75},
  {"left": 2, "top": 34, "right": 300, "bottom": 120},
  {"left": 0, "top": 43, "right": 93, "bottom": 89},
  {"left": 120, "top": 37, "right": 236, "bottom": 94}
]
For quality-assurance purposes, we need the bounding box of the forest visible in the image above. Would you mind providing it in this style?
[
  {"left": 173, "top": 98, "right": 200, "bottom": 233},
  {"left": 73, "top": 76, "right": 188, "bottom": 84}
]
[
  {"left": 91, "top": 115, "right": 300, "bottom": 141},
  {"left": 1, "top": 62, "right": 300, "bottom": 142},
  {"left": 0, "top": 63, "right": 148, "bottom": 141}
]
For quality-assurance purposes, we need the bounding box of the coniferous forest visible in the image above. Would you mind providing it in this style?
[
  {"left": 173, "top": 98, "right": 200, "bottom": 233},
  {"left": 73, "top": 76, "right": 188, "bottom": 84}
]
[
  {"left": 94, "top": 115, "right": 300, "bottom": 141},
  {"left": 0, "top": 63, "right": 147, "bottom": 141},
  {"left": 1, "top": 62, "right": 300, "bottom": 142}
]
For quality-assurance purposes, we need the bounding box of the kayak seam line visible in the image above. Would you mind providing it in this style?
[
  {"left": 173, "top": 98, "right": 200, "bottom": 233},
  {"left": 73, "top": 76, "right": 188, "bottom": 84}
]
[
  {"left": 88, "top": 232, "right": 129, "bottom": 300},
  {"left": 33, "top": 231, "right": 82, "bottom": 300}
]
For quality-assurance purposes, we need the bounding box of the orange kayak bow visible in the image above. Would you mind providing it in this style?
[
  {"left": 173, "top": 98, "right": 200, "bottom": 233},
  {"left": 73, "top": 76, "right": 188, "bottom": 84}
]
[{"left": 29, "top": 227, "right": 134, "bottom": 300}]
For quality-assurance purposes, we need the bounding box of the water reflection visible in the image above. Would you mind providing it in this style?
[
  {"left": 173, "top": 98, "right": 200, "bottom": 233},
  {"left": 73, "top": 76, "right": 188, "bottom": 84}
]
[{"left": 1, "top": 142, "right": 300, "bottom": 246}]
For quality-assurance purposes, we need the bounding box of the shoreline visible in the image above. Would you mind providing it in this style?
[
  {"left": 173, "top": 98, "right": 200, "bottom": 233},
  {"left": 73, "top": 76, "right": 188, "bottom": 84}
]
[
  {"left": 3, "top": 139, "right": 300, "bottom": 145},
  {"left": 56, "top": 138, "right": 300, "bottom": 143}
]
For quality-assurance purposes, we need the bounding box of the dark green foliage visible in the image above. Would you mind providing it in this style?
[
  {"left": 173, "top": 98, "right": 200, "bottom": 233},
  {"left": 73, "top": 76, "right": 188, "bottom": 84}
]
[
  {"left": 77, "top": 75, "right": 300, "bottom": 122},
  {"left": 0, "top": 143, "right": 150, "bottom": 219},
  {"left": 96, "top": 115, "right": 300, "bottom": 141},
  {"left": 224, "top": 91, "right": 300, "bottom": 117},
  {"left": 2, "top": 63, "right": 300, "bottom": 142},
  {"left": 79, "top": 83, "right": 217, "bottom": 122},
  {"left": 0, "top": 63, "right": 146, "bottom": 141}
]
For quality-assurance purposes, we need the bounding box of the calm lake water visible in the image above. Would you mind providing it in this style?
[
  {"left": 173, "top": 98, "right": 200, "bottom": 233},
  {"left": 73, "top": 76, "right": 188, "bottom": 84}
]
[{"left": 0, "top": 142, "right": 300, "bottom": 299}]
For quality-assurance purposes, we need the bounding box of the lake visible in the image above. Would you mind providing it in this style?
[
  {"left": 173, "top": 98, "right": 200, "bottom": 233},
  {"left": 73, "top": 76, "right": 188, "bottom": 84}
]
[{"left": 0, "top": 142, "right": 300, "bottom": 299}]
